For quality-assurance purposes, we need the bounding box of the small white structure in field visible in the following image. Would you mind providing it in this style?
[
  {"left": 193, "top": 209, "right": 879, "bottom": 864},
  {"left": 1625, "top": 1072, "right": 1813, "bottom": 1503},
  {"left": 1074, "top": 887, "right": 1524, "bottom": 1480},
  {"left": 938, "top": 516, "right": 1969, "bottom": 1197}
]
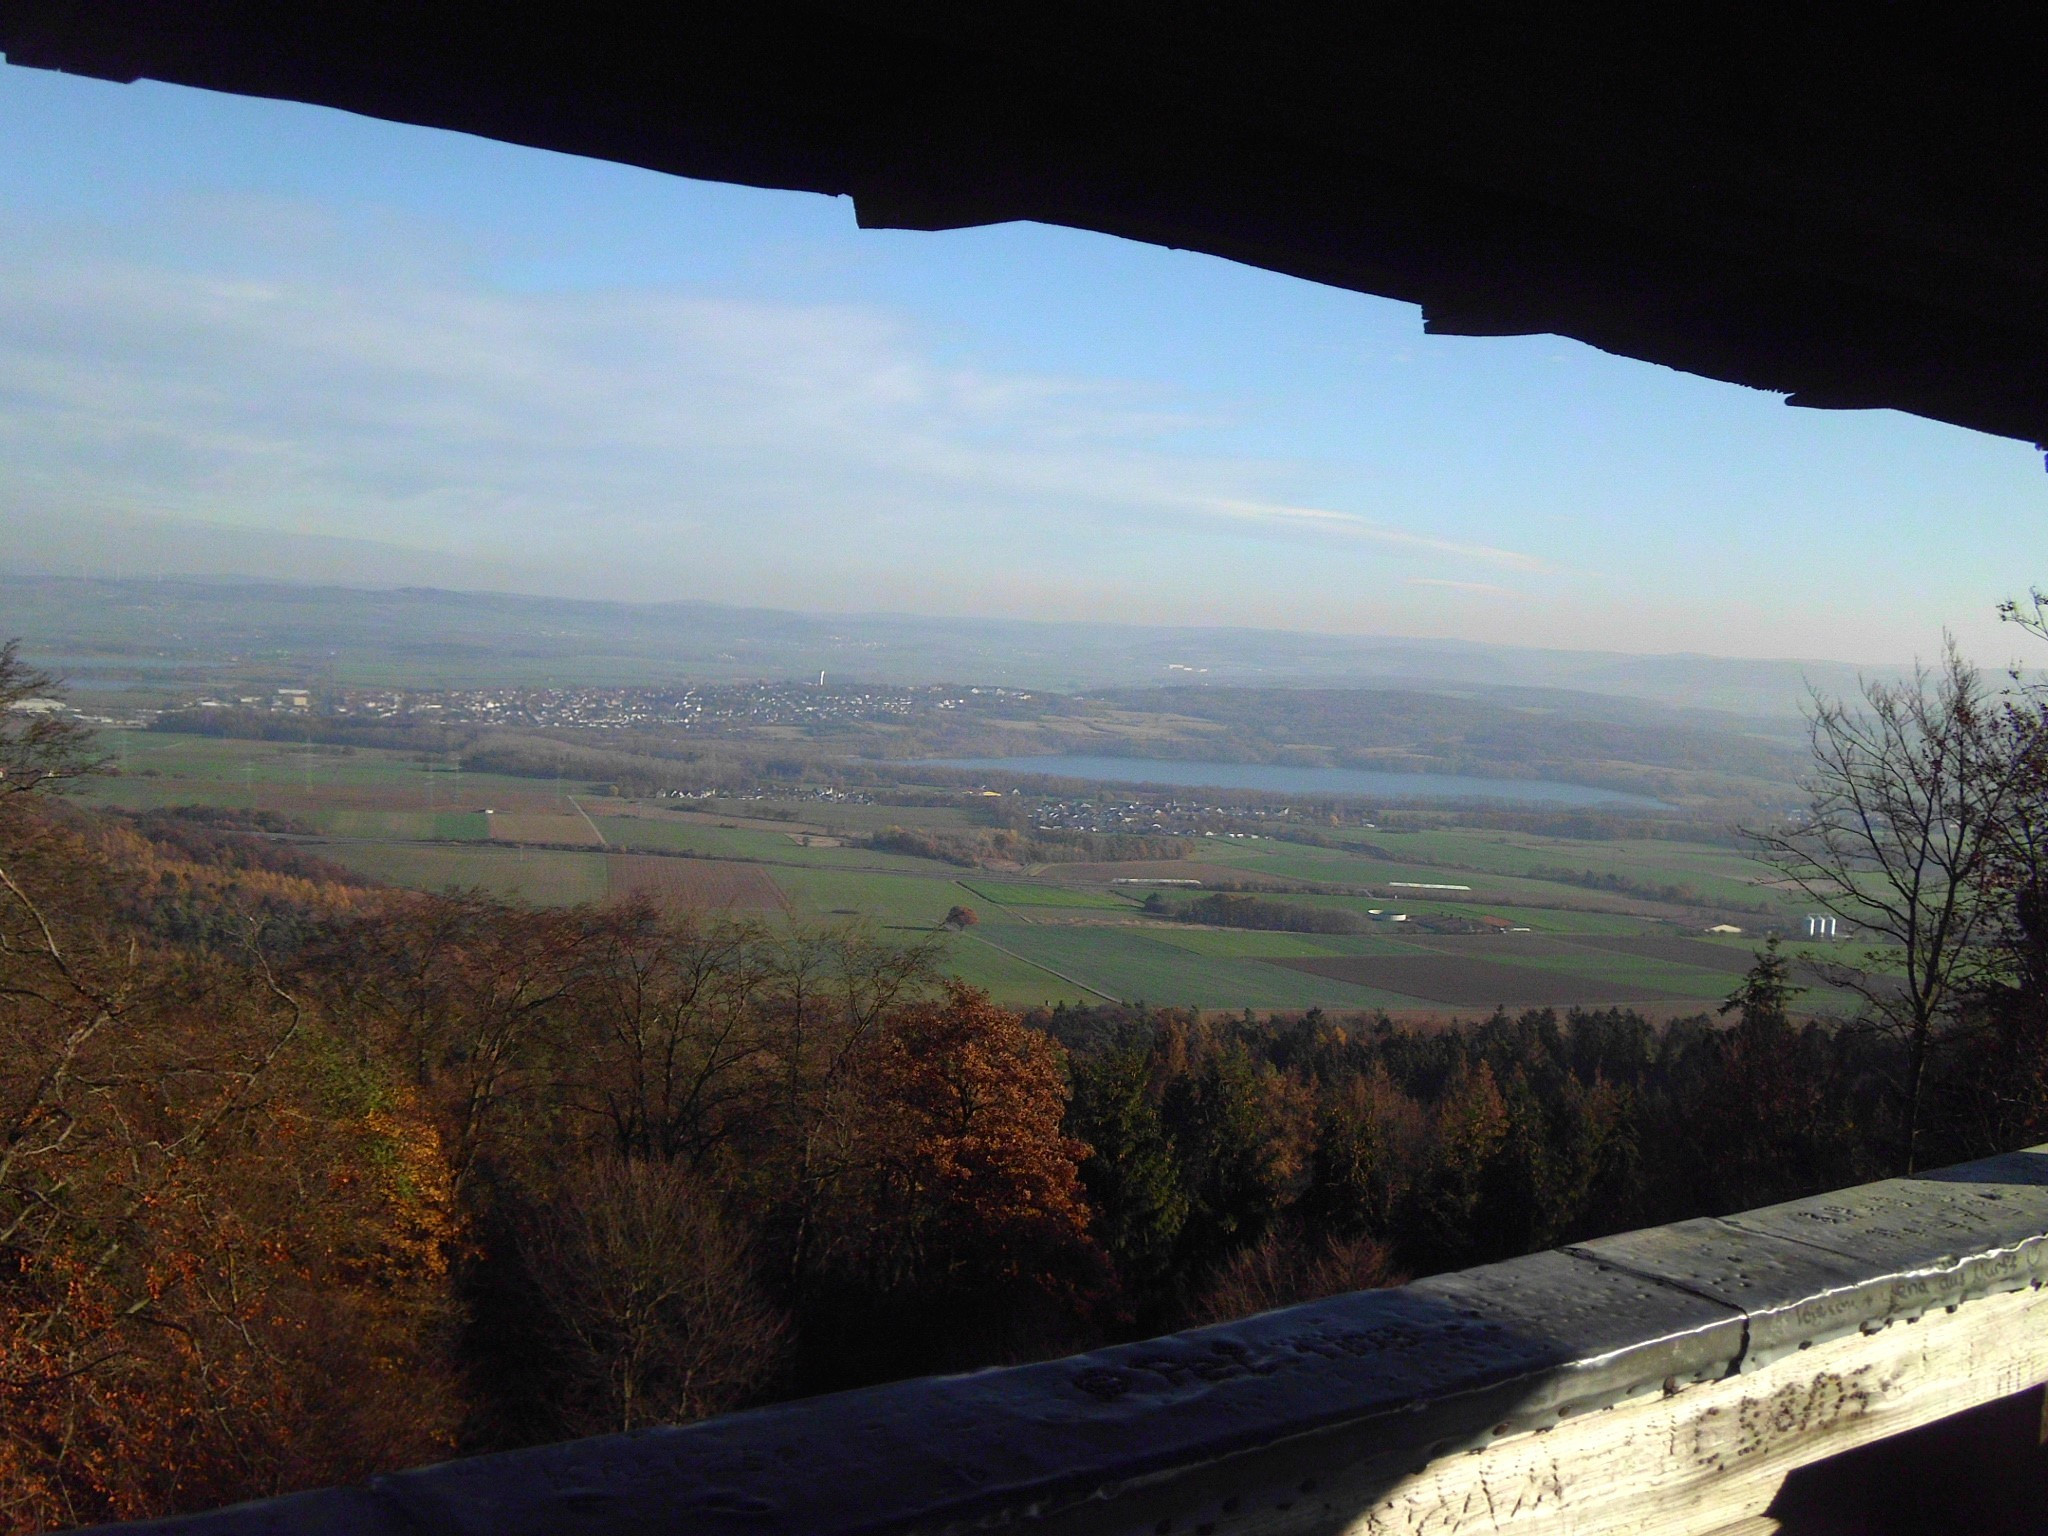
[
  {"left": 1706, "top": 923, "right": 1744, "bottom": 935},
  {"left": 1804, "top": 914, "right": 1839, "bottom": 939}
]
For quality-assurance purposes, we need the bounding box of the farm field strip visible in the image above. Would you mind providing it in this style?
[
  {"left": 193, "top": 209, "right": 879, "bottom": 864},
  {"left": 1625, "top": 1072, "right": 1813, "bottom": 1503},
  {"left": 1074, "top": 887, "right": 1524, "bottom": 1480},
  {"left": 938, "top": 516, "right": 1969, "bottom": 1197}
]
[
  {"left": 990, "top": 926, "right": 1427, "bottom": 1010},
  {"left": 1416, "top": 948, "right": 1741, "bottom": 1000},
  {"left": 607, "top": 854, "right": 787, "bottom": 914},
  {"left": 1398, "top": 933, "right": 1592, "bottom": 960},
  {"left": 961, "top": 932, "right": 1123, "bottom": 1002},
  {"left": 312, "top": 809, "right": 492, "bottom": 841},
  {"left": 773, "top": 868, "right": 968, "bottom": 929},
  {"left": 1198, "top": 831, "right": 1788, "bottom": 916},
  {"left": 751, "top": 842, "right": 965, "bottom": 874},
  {"left": 316, "top": 840, "right": 612, "bottom": 905},
  {"left": 97, "top": 733, "right": 564, "bottom": 802},
  {"left": 1387, "top": 933, "right": 1754, "bottom": 998},
  {"left": 1141, "top": 926, "right": 1444, "bottom": 959},
  {"left": 941, "top": 934, "right": 1096, "bottom": 1006},
  {"left": 1365, "top": 830, "right": 1768, "bottom": 884},
  {"left": 1139, "top": 926, "right": 1755, "bottom": 994},
  {"left": 1042, "top": 859, "right": 1261, "bottom": 886},
  {"left": 1269, "top": 953, "right": 1684, "bottom": 1007},
  {"left": 610, "top": 805, "right": 835, "bottom": 837},
  {"left": 84, "top": 778, "right": 573, "bottom": 817},
  {"left": 1562, "top": 934, "right": 1768, "bottom": 974},
  {"left": 487, "top": 813, "right": 607, "bottom": 847},
  {"left": 1250, "top": 889, "right": 1658, "bottom": 934},
  {"left": 957, "top": 881, "right": 1135, "bottom": 910},
  {"left": 586, "top": 817, "right": 787, "bottom": 859},
  {"left": 555, "top": 818, "right": 969, "bottom": 883},
  {"left": 759, "top": 802, "right": 983, "bottom": 834},
  {"left": 1141, "top": 927, "right": 1352, "bottom": 959},
  {"left": 1294, "top": 895, "right": 1664, "bottom": 936}
]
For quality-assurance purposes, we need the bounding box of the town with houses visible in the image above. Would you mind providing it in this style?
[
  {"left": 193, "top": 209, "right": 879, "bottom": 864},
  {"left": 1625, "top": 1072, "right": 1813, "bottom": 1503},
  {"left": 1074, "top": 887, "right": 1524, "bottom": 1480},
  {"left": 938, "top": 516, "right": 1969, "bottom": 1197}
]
[
  {"left": 118, "top": 680, "right": 1337, "bottom": 840},
  {"left": 215, "top": 680, "right": 1040, "bottom": 731},
  {"left": 1022, "top": 793, "right": 1338, "bottom": 837}
]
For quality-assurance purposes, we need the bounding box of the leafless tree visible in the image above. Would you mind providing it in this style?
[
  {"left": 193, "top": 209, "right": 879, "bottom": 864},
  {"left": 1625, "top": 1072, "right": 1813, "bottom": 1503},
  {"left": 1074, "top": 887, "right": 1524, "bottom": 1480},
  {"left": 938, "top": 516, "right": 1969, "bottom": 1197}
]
[
  {"left": 1748, "top": 643, "right": 2028, "bottom": 1172},
  {"left": 1996, "top": 586, "right": 2048, "bottom": 646},
  {"left": 1937, "top": 592, "right": 2048, "bottom": 1150},
  {"left": 758, "top": 927, "right": 940, "bottom": 1287},
  {"left": 0, "top": 639, "right": 107, "bottom": 796},
  {"left": 1189, "top": 1228, "right": 1400, "bottom": 1324},
  {"left": 521, "top": 1157, "right": 787, "bottom": 1434},
  {"left": 562, "top": 909, "right": 775, "bottom": 1168}
]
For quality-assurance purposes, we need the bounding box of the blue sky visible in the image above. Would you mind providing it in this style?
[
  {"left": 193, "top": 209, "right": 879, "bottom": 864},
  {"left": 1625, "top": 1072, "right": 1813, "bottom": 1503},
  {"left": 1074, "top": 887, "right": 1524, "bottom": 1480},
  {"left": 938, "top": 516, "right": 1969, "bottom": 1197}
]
[{"left": 0, "top": 59, "right": 2041, "bottom": 664}]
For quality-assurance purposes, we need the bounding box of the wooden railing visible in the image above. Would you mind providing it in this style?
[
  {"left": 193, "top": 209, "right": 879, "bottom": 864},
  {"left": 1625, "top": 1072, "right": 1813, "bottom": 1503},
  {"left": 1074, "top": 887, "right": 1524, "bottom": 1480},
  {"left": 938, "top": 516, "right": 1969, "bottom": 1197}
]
[{"left": 77, "top": 1145, "right": 2048, "bottom": 1535}]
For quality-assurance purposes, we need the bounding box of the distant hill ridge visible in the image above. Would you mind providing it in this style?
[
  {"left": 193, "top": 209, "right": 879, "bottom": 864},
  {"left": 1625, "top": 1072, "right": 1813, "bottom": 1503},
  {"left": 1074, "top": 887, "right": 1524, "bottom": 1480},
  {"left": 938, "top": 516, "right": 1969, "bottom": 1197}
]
[{"left": 1, "top": 570, "right": 1896, "bottom": 717}]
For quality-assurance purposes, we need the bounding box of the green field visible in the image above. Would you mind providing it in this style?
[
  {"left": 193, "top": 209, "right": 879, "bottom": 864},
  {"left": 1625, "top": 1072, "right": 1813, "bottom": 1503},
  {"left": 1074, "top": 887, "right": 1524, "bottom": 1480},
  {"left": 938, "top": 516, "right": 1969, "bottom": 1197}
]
[
  {"left": 308, "top": 809, "right": 492, "bottom": 841},
  {"left": 92, "top": 731, "right": 574, "bottom": 815},
  {"left": 983, "top": 925, "right": 1427, "bottom": 1009},
  {"left": 1143, "top": 927, "right": 1352, "bottom": 959},
  {"left": 944, "top": 933, "right": 1097, "bottom": 1005},
  {"left": 89, "top": 730, "right": 1817, "bottom": 1014},
  {"left": 958, "top": 881, "right": 1136, "bottom": 910},
  {"left": 773, "top": 869, "right": 967, "bottom": 929},
  {"left": 586, "top": 816, "right": 794, "bottom": 860},
  {"left": 318, "top": 842, "right": 612, "bottom": 904}
]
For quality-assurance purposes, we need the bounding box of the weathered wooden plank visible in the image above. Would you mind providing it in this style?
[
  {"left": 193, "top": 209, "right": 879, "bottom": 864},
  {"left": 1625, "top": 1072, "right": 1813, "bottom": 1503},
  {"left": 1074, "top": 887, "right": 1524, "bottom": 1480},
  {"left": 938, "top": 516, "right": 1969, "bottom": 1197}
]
[
  {"left": 1322, "top": 1283, "right": 2048, "bottom": 1535},
  {"left": 355, "top": 1253, "right": 1745, "bottom": 1536},
  {"left": 1567, "top": 1218, "right": 1890, "bottom": 1370},
  {"left": 1567, "top": 1145, "right": 2048, "bottom": 1373}
]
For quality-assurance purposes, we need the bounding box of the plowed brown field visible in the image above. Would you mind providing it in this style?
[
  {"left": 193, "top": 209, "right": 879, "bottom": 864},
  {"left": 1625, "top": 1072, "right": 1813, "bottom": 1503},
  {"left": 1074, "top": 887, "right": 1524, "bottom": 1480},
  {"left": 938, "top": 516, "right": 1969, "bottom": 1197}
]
[
  {"left": 607, "top": 855, "right": 787, "bottom": 914},
  {"left": 1564, "top": 935, "right": 1763, "bottom": 974}
]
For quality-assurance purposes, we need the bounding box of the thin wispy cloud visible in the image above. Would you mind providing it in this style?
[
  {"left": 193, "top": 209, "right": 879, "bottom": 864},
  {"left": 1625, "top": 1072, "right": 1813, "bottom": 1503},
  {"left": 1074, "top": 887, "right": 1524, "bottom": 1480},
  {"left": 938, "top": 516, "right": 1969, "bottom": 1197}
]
[
  {"left": 1407, "top": 577, "right": 1515, "bottom": 595},
  {"left": 1203, "top": 498, "right": 1550, "bottom": 571},
  {"left": 0, "top": 202, "right": 1538, "bottom": 620}
]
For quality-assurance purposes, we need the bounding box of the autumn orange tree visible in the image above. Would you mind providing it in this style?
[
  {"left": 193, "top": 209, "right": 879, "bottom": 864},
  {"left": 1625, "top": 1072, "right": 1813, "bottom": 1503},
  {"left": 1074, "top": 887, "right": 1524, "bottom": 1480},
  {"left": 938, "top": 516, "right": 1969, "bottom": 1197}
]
[
  {"left": 0, "top": 708, "right": 461, "bottom": 1529},
  {"left": 786, "top": 983, "right": 1099, "bottom": 1386}
]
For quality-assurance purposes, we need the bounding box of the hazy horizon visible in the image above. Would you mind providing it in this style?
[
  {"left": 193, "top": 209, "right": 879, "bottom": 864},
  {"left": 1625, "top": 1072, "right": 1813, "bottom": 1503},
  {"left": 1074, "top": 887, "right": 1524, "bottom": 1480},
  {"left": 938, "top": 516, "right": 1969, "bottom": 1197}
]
[
  {"left": 1, "top": 567, "right": 1935, "bottom": 722},
  {"left": 0, "top": 556, "right": 1923, "bottom": 676},
  {"left": 3, "top": 57, "right": 2044, "bottom": 667}
]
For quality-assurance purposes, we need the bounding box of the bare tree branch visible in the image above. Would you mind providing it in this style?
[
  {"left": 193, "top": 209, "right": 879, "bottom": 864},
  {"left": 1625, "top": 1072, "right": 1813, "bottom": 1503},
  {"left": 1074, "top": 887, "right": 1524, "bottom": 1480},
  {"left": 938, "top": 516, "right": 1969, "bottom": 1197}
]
[{"left": 1745, "top": 642, "right": 2024, "bottom": 1171}]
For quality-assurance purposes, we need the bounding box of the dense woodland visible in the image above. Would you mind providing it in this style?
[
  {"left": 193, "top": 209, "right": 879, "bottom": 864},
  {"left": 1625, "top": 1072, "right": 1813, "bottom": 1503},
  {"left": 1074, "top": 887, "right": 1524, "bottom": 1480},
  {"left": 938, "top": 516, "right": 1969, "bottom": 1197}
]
[{"left": 5, "top": 632, "right": 2048, "bottom": 1529}]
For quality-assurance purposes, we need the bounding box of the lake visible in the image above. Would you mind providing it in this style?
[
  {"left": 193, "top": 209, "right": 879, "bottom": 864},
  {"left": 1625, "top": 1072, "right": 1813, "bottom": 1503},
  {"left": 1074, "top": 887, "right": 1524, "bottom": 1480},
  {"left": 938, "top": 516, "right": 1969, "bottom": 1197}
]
[{"left": 913, "top": 754, "right": 1669, "bottom": 808}]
